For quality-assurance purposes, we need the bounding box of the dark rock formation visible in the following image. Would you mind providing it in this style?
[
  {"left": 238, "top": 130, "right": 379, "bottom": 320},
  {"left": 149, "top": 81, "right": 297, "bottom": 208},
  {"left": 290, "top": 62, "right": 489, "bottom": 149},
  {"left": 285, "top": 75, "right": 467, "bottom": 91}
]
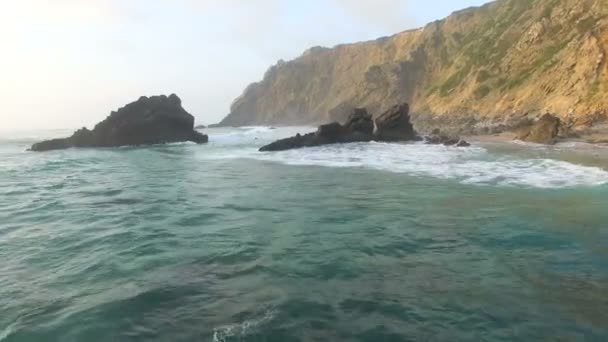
[
  {"left": 375, "top": 103, "right": 416, "bottom": 141},
  {"left": 30, "top": 94, "right": 208, "bottom": 152},
  {"left": 424, "top": 134, "right": 469, "bottom": 147},
  {"left": 194, "top": 124, "right": 207, "bottom": 129},
  {"left": 516, "top": 113, "right": 561, "bottom": 145},
  {"left": 259, "top": 108, "right": 375, "bottom": 151},
  {"left": 260, "top": 103, "right": 472, "bottom": 152},
  {"left": 424, "top": 127, "right": 469, "bottom": 146},
  {"left": 344, "top": 108, "right": 375, "bottom": 135}
]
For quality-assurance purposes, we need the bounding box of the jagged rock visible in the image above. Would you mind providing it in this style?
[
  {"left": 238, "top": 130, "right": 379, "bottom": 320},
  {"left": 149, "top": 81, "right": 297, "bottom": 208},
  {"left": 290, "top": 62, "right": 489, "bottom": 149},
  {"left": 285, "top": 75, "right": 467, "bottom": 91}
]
[
  {"left": 219, "top": 0, "right": 608, "bottom": 130},
  {"left": 259, "top": 105, "right": 427, "bottom": 151},
  {"left": 259, "top": 108, "right": 376, "bottom": 151},
  {"left": 345, "top": 108, "right": 375, "bottom": 135},
  {"left": 374, "top": 103, "right": 416, "bottom": 141},
  {"left": 30, "top": 94, "right": 208, "bottom": 152},
  {"left": 424, "top": 134, "right": 469, "bottom": 147},
  {"left": 516, "top": 113, "right": 561, "bottom": 144},
  {"left": 456, "top": 140, "right": 471, "bottom": 147},
  {"left": 258, "top": 132, "right": 316, "bottom": 151}
]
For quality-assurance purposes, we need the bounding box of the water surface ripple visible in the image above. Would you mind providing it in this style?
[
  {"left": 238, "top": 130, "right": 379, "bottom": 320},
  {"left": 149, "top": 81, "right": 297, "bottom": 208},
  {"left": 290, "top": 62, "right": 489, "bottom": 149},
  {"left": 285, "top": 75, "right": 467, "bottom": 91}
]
[{"left": 1, "top": 127, "right": 607, "bottom": 341}]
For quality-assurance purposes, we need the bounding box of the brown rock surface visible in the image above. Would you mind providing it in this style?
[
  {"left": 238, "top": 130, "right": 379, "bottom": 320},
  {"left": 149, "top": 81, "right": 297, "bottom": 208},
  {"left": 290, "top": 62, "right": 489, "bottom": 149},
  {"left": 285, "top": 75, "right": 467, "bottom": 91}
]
[
  {"left": 375, "top": 103, "right": 416, "bottom": 141},
  {"left": 220, "top": 0, "right": 608, "bottom": 133},
  {"left": 516, "top": 113, "right": 561, "bottom": 144}
]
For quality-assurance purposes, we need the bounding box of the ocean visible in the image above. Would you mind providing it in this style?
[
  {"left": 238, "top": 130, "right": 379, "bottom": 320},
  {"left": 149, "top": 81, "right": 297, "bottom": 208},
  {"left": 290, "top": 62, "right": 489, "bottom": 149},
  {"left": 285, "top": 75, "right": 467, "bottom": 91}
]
[{"left": 1, "top": 127, "right": 608, "bottom": 341}]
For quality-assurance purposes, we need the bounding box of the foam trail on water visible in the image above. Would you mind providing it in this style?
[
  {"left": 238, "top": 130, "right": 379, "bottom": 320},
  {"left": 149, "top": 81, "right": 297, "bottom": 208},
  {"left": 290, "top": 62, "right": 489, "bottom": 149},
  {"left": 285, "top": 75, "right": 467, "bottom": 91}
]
[
  {"left": 206, "top": 126, "right": 313, "bottom": 146},
  {"left": 212, "top": 309, "right": 276, "bottom": 342},
  {"left": 201, "top": 127, "right": 608, "bottom": 189}
]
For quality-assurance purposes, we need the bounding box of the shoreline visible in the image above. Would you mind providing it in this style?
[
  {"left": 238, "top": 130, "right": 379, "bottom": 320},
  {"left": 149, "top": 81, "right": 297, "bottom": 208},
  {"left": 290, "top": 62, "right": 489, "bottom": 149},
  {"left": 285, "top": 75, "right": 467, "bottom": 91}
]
[
  {"left": 465, "top": 131, "right": 608, "bottom": 146},
  {"left": 465, "top": 131, "right": 608, "bottom": 171}
]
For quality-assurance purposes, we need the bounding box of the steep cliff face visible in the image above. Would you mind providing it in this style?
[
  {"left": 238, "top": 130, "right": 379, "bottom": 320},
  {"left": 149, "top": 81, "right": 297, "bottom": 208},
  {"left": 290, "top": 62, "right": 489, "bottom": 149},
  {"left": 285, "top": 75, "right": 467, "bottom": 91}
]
[{"left": 220, "top": 0, "right": 608, "bottom": 133}]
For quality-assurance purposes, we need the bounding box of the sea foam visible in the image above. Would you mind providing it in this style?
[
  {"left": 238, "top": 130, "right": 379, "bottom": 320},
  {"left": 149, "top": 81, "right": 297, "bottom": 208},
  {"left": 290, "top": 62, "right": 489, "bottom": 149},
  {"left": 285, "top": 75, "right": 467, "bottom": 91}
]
[
  {"left": 212, "top": 309, "right": 276, "bottom": 342},
  {"left": 202, "top": 127, "right": 608, "bottom": 189}
]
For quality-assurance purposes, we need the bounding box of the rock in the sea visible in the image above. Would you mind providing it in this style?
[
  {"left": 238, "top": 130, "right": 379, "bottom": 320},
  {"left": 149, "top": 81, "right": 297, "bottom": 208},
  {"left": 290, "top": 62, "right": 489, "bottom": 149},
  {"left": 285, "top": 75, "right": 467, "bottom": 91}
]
[
  {"left": 259, "top": 103, "right": 427, "bottom": 151},
  {"left": 345, "top": 108, "right": 375, "bottom": 135},
  {"left": 516, "top": 113, "right": 561, "bottom": 145},
  {"left": 259, "top": 108, "right": 375, "bottom": 151},
  {"left": 374, "top": 103, "right": 416, "bottom": 141},
  {"left": 194, "top": 124, "right": 207, "bottom": 129},
  {"left": 456, "top": 140, "right": 471, "bottom": 147},
  {"left": 30, "top": 94, "right": 208, "bottom": 152},
  {"left": 424, "top": 133, "right": 469, "bottom": 147}
]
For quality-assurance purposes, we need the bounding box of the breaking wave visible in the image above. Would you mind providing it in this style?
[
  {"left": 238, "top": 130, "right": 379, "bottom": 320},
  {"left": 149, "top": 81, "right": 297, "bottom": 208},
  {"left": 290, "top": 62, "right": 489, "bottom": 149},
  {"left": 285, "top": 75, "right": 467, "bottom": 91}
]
[{"left": 201, "top": 127, "right": 608, "bottom": 189}]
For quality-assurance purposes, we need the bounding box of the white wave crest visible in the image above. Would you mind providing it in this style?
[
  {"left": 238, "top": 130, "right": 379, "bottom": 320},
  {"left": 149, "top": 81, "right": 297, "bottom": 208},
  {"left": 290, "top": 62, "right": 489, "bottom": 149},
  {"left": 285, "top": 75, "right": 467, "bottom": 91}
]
[
  {"left": 212, "top": 309, "right": 275, "bottom": 342},
  {"left": 207, "top": 126, "right": 314, "bottom": 146},
  {"left": 200, "top": 125, "right": 608, "bottom": 189}
]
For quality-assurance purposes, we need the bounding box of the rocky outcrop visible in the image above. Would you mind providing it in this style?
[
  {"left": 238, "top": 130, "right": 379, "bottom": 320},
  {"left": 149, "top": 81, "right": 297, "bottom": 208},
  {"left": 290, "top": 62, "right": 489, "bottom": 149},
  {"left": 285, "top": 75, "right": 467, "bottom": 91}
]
[
  {"left": 260, "top": 103, "right": 471, "bottom": 151},
  {"left": 374, "top": 103, "right": 416, "bottom": 141},
  {"left": 516, "top": 113, "right": 561, "bottom": 144},
  {"left": 259, "top": 109, "right": 375, "bottom": 151},
  {"left": 30, "top": 94, "right": 208, "bottom": 152},
  {"left": 219, "top": 0, "right": 608, "bottom": 132}
]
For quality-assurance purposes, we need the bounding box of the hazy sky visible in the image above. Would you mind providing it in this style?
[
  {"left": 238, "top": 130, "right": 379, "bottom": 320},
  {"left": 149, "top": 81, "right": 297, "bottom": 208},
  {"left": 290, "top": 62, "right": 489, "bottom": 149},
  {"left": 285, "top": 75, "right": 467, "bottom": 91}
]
[{"left": 1, "top": 0, "right": 489, "bottom": 131}]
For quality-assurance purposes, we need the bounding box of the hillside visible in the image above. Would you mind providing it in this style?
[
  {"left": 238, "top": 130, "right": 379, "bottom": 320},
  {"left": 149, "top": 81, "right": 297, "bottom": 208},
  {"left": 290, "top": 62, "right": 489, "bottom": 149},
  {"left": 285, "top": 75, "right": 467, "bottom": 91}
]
[{"left": 219, "top": 0, "right": 608, "bottom": 134}]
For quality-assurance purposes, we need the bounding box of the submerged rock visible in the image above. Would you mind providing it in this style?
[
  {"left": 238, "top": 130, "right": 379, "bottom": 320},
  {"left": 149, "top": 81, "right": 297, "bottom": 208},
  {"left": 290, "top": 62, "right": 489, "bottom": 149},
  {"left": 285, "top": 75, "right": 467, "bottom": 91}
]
[
  {"left": 259, "top": 108, "right": 375, "bottom": 151},
  {"left": 30, "top": 94, "right": 208, "bottom": 152},
  {"left": 374, "top": 103, "right": 416, "bottom": 141},
  {"left": 516, "top": 113, "right": 561, "bottom": 145}
]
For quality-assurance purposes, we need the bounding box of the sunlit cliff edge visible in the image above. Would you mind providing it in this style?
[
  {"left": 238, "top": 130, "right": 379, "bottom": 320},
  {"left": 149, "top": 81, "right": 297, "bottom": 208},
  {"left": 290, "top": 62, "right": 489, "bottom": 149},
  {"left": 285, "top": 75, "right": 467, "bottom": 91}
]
[{"left": 220, "top": 0, "right": 608, "bottom": 134}]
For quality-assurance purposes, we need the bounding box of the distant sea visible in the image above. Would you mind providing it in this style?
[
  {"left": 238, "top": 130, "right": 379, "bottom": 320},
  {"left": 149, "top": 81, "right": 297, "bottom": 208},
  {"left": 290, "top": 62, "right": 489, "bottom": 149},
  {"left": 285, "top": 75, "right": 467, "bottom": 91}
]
[{"left": 1, "top": 127, "right": 608, "bottom": 341}]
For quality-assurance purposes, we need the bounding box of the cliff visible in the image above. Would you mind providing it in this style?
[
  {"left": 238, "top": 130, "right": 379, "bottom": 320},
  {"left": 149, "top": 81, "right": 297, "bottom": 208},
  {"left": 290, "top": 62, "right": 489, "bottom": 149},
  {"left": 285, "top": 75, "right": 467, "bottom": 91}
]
[{"left": 220, "top": 0, "right": 608, "bottom": 134}]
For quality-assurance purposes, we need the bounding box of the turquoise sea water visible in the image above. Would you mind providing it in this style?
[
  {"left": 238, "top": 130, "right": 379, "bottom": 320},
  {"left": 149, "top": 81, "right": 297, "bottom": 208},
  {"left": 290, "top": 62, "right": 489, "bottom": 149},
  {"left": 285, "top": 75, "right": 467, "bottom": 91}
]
[{"left": 1, "top": 127, "right": 608, "bottom": 341}]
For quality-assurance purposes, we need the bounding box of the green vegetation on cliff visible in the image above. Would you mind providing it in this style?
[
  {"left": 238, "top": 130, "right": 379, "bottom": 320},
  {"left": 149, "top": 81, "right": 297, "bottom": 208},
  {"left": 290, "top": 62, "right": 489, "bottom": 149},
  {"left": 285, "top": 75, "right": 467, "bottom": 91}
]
[{"left": 221, "top": 0, "right": 608, "bottom": 131}]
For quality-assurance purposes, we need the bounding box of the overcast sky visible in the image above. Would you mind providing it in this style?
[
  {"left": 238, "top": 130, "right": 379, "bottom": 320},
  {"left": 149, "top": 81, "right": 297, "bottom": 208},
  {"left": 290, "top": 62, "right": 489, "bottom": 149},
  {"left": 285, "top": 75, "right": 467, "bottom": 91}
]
[{"left": 0, "top": 0, "right": 489, "bottom": 131}]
